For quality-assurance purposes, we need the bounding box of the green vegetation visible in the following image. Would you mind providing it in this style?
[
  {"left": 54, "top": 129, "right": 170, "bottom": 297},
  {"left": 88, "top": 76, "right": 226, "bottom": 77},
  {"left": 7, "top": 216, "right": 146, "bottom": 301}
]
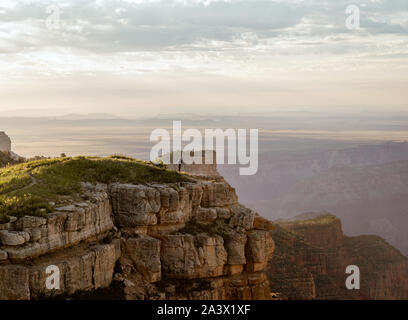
[
  {"left": 0, "top": 156, "right": 190, "bottom": 220},
  {"left": 176, "top": 219, "right": 230, "bottom": 236}
]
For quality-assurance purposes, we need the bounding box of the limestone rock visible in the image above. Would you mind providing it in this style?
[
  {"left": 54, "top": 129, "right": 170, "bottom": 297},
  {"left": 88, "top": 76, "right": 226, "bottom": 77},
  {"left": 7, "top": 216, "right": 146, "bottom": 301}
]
[
  {"left": 14, "top": 216, "right": 47, "bottom": 230},
  {"left": 0, "top": 174, "right": 275, "bottom": 300},
  {"left": 229, "top": 204, "right": 255, "bottom": 230},
  {"left": 0, "top": 249, "right": 7, "bottom": 260},
  {"left": 124, "top": 236, "right": 161, "bottom": 282},
  {"left": 0, "top": 230, "right": 29, "bottom": 246},
  {"left": 0, "top": 265, "right": 30, "bottom": 300},
  {"left": 200, "top": 181, "right": 238, "bottom": 207},
  {"left": 216, "top": 207, "right": 232, "bottom": 220},
  {"left": 110, "top": 184, "right": 160, "bottom": 227},
  {"left": 161, "top": 233, "right": 227, "bottom": 279},
  {"left": 246, "top": 230, "right": 275, "bottom": 272},
  {"left": 224, "top": 230, "right": 247, "bottom": 265},
  {"left": 4, "top": 197, "right": 114, "bottom": 260},
  {"left": 195, "top": 207, "right": 217, "bottom": 223},
  {"left": 29, "top": 242, "right": 119, "bottom": 299}
]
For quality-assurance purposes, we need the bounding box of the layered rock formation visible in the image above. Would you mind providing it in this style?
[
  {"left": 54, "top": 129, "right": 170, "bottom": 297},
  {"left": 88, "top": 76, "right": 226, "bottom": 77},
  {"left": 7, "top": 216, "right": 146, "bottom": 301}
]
[
  {"left": 0, "top": 132, "right": 11, "bottom": 153},
  {"left": 0, "top": 177, "right": 274, "bottom": 300},
  {"left": 267, "top": 213, "right": 408, "bottom": 300}
]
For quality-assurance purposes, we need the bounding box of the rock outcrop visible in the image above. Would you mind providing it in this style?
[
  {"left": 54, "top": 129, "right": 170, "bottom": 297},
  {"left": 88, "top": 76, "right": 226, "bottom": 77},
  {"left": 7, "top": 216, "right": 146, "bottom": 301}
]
[
  {"left": 0, "top": 132, "right": 11, "bottom": 153},
  {"left": 0, "top": 177, "right": 274, "bottom": 300},
  {"left": 110, "top": 179, "right": 273, "bottom": 300},
  {"left": 267, "top": 213, "right": 408, "bottom": 300}
]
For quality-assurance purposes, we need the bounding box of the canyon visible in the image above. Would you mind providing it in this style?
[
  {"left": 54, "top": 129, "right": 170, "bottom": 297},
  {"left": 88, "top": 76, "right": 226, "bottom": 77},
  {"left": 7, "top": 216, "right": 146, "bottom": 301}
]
[
  {"left": 268, "top": 213, "right": 408, "bottom": 299},
  {"left": 220, "top": 142, "right": 408, "bottom": 255},
  {"left": 0, "top": 175, "right": 274, "bottom": 300},
  {"left": 0, "top": 133, "right": 407, "bottom": 300},
  {"left": 1, "top": 167, "right": 407, "bottom": 300}
]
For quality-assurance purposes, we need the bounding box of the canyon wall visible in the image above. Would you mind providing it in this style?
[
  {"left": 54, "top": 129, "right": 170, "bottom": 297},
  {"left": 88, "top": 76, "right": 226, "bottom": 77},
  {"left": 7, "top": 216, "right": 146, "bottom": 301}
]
[
  {"left": 0, "top": 177, "right": 274, "bottom": 300},
  {"left": 267, "top": 214, "right": 408, "bottom": 300}
]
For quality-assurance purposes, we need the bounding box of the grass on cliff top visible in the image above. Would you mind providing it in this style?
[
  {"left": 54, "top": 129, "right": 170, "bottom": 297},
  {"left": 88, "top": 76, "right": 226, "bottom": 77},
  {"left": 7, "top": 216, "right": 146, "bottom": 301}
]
[
  {"left": 278, "top": 214, "right": 338, "bottom": 227},
  {"left": 0, "top": 156, "right": 190, "bottom": 222}
]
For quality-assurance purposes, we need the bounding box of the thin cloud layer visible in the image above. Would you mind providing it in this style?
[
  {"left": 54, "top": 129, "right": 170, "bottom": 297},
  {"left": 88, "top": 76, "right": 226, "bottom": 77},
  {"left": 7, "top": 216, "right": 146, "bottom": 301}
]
[{"left": 0, "top": 0, "right": 407, "bottom": 115}]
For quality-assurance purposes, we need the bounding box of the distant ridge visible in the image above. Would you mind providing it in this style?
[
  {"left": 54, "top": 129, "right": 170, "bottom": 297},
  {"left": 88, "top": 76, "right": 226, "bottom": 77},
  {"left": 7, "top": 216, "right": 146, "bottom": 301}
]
[{"left": 54, "top": 113, "right": 123, "bottom": 120}]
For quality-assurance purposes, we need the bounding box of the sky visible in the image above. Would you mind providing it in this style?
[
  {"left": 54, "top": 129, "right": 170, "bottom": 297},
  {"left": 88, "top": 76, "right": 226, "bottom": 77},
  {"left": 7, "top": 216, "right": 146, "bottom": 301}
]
[{"left": 0, "top": 0, "right": 407, "bottom": 117}]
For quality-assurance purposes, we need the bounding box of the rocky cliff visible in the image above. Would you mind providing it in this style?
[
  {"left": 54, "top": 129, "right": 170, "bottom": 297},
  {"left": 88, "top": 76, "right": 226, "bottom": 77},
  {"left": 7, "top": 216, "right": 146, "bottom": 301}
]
[
  {"left": 267, "top": 213, "right": 408, "bottom": 300},
  {"left": 1, "top": 155, "right": 406, "bottom": 300},
  {"left": 0, "top": 176, "right": 274, "bottom": 300},
  {"left": 0, "top": 132, "right": 11, "bottom": 153}
]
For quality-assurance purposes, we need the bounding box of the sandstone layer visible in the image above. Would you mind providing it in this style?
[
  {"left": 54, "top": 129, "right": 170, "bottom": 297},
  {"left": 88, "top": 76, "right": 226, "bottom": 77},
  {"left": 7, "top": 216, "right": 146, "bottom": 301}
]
[
  {"left": 0, "top": 177, "right": 274, "bottom": 300},
  {"left": 267, "top": 214, "right": 408, "bottom": 300}
]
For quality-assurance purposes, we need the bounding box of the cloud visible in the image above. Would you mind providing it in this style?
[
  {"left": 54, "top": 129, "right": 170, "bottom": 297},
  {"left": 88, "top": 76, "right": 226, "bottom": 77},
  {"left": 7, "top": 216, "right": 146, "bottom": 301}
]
[
  {"left": 0, "top": 0, "right": 406, "bottom": 54},
  {"left": 0, "top": 0, "right": 407, "bottom": 114}
]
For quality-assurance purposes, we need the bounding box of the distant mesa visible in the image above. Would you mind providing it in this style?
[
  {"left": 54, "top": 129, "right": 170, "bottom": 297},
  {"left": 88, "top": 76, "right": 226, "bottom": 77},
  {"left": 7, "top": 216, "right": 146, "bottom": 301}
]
[{"left": 54, "top": 113, "right": 123, "bottom": 120}]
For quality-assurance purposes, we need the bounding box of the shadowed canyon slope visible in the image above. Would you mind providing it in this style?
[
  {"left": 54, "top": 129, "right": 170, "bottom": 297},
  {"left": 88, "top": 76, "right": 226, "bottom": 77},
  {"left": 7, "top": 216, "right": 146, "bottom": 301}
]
[
  {"left": 267, "top": 213, "right": 408, "bottom": 300},
  {"left": 219, "top": 142, "right": 408, "bottom": 255}
]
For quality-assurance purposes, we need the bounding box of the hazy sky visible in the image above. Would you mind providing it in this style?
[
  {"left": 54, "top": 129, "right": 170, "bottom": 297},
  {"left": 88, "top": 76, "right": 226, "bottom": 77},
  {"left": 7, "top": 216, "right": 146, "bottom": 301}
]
[{"left": 0, "top": 0, "right": 407, "bottom": 117}]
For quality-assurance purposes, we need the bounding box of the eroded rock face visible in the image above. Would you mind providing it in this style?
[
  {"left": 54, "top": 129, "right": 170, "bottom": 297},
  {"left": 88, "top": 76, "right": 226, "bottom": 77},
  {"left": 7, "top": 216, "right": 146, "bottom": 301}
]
[
  {"left": 267, "top": 215, "right": 408, "bottom": 300},
  {"left": 3, "top": 194, "right": 114, "bottom": 261},
  {"left": 0, "top": 132, "right": 11, "bottom": 153},
  {"left": 0, "top": 266, "right": 30, "bottom": 300},
  {"left": 161, "top": 234, "right": 227, "bottom": 279},
  {"left": 0, "top": 178, "right": 274, "bottom": 300},
  {"left": 110, "top": 179, "right": 274, "bottom": 300},
  {"left": 29, "top": 242, "right": 120, "bottom": 299},
  {"left": 246, "top": 230, "right": 275, "bottom": 272},
  {"left": 110, "top": 184, "right": 160, "bottom": 227},
  {"left": 123, "top": 236, "right": 161, "bottom": 283}
]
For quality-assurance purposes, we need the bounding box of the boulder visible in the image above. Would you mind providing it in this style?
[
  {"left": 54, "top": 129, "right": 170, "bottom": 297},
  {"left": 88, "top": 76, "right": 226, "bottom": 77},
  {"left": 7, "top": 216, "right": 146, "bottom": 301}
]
[
  {"left": 229, "top": 204, "right": 255, "bottom": 230},
  {"left": 161, "top": 233, "right": 227, "bottom": 279},
  {"left": 200, "top": 181, "right": 238, "bottom": 207},
  {"left": 110, "top": 184, "right": 160, "bottom": 226},
  {"left": 195, "top": 207, "right": 217, "bottom": 223},
  {"left": 0, "top": 230, "right": 29, "bottom": 246}
]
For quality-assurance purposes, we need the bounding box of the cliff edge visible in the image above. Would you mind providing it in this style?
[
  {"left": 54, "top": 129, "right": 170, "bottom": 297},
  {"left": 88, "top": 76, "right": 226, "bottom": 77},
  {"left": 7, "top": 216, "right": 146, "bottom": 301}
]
[
  {"left": 267, "top": 213, "right": 408, "bottom": 300},
  {"left": 0, "top": 157, "right": 274, "bottom": 300}
]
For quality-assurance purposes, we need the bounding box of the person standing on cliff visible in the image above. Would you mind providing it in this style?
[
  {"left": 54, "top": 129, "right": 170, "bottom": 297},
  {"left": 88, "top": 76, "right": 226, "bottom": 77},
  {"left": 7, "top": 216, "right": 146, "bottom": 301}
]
[{"left": 178, "top": 153, "right": 183, "bottom": 172}]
